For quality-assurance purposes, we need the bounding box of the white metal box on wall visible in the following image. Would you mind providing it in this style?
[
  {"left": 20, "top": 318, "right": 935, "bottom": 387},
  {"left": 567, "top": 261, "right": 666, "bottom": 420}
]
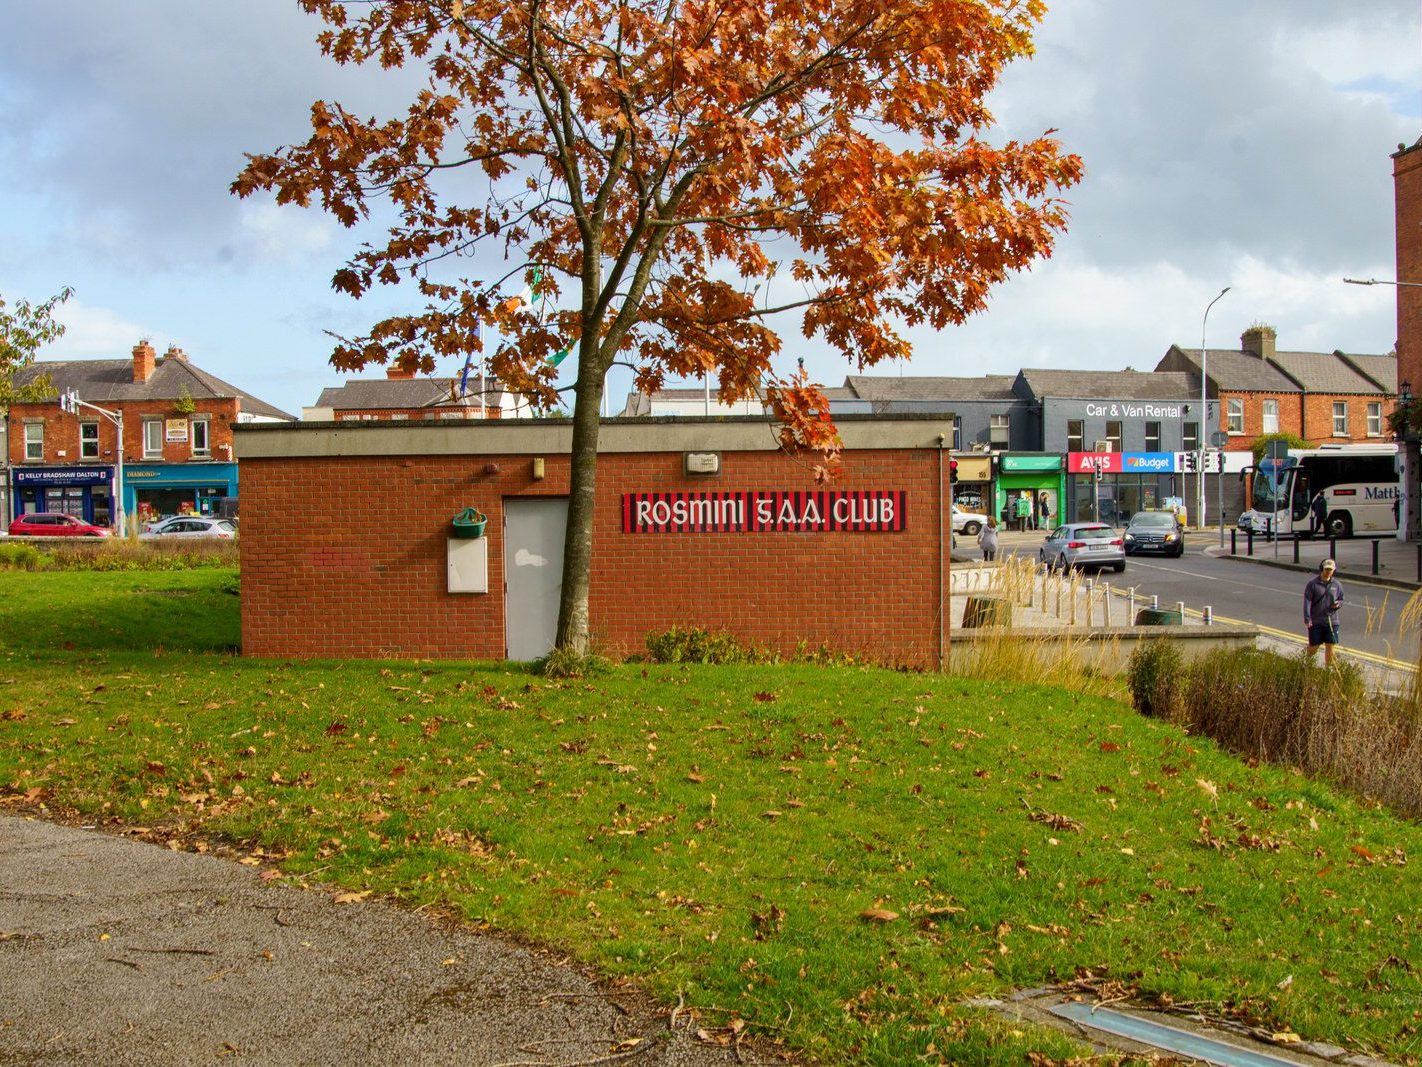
[{"left": 446, "top": 536, "right": 488, "bottom": 593}]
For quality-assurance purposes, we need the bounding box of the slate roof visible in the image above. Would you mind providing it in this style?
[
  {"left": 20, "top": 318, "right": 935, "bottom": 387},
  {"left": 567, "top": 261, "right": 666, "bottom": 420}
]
[
  {"left": 843, "top": 375, "right": 1018, "bottom": 402},
  {"left": 314, "top": 377, "right": 499, "bottom": 411},
  {"left": 1015, "top": 369, "right": 1199, "bottom": 400},
  {"left": 1266, "top": 350, "right": 1386, "bottom": 394},
  {"left": 1165, "top": 347, "right": 1301, "bottom": 393},
  {"left": 1336, "top": 353, "right": 1397, "bottom": 394},
  {"left": 16, "top": 357, "right": 295, "bottom": 421}
]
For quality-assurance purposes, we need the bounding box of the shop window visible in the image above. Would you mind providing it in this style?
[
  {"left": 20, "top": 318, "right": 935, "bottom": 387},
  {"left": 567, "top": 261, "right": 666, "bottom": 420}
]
[
  {"left": 989, "top": 414, "right": 1010, "bottom": 446},
  {"left": 1226, "top": 398, "right": 1244, "bottom": 433},
  {"left": 1067, "top": 420, "right": 1084, "bottom": 452},
  {"left": 80, "top": 421, "right": 100, "bottom": 459},
  {"left": 1367, "top": 402, "right": 1382, "bottom": 436},
  {"left": 143, "top": 419, "right": 164, "bottom": 458},
  {"left": 1262, "top": 399, "right": 1279, "bottom": 434},
  {"left": 1332, "top": 402, "right": 1348, "bottom": 437},
  {"left": 1105, "top": 421, "right": 1122, "bottom": 452},
  {"left": 1144, "top": 421, "right": 1161, "bottom": 452},
  {"left": 191, "top": 417, "right": 211, "bottom": 457},
  {"left": 24, "top": 421, "right": 43, "bottom": 461}
]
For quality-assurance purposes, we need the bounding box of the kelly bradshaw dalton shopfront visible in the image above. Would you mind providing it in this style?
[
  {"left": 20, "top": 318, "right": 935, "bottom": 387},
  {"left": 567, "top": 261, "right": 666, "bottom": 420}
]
[{"left": 9, "top": 460, "right": 238, "bottom": 524}]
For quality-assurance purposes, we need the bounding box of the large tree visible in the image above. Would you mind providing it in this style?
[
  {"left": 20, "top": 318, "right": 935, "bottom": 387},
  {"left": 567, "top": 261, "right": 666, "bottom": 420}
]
[
  {"left": 0, "top": 287, "right": 72, "bottom": 406},
  {"left": 235, "top": 0, "right": 1081, "bottom": 653}
]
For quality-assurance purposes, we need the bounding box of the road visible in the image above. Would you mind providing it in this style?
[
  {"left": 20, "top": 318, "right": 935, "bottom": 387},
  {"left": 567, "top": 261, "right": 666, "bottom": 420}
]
[{"left": 991, "top": 536, "right": 1420, "bottom": 677}]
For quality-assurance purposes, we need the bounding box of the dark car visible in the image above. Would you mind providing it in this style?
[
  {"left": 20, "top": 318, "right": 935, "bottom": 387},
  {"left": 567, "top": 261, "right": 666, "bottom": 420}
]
[
  {"left": 1123, "top": 510, "right": 1185, "bottom": 557},
  {"left": 7, "top": 513, "right": 111, "bottom": 538}
]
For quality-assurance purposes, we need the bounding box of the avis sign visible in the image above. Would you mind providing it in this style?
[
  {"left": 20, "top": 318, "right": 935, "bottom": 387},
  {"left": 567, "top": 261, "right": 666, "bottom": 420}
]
[{"left": 623, "top": 490, "right": 907, "bottom": 533}]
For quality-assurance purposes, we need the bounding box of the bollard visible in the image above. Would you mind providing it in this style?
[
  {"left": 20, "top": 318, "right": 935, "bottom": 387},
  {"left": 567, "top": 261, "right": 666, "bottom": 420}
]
[
  {"left": 1329, "top": 535, "right": 1337, "bottom": 560},
  {"left": 1151, "top": 594, "right": 1159, "bottom": 611},
  {"left": 1230, "top": 528, "right": 1236, "bottom": 555},
  {"left": 1176, "top": 601, "right": 1186, "bottom": 623},
  {"left": 1246, "top": 530, "right": 1254, "bottom": 556},
  {"left": 1085, "top": 579, "right": 1094, "bottom": 627},
  {"left": 1203, "top": 606, "right": 1213, "bottom": 626},
  {"left": 1128, "top": 586, "right": 1136, "bottom": 622},
  {"left": 1372, "top": 539, "right": 1380, "bottom": 576},
  {"left": 1292, "top": 536, "right": 1299, "bottom": 564},
  {"left": 1103, "top": 584, "right": 1112, "bottom": 627}
]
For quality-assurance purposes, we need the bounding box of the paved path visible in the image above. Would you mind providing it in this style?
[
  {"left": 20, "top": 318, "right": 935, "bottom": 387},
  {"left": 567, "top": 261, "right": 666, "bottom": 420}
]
[{"left": 0, "top": 816, "right": 752, "bottom": 1066}]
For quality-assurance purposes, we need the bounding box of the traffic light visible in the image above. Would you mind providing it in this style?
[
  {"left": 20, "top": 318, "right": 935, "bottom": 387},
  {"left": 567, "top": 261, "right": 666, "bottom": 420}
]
[
  {"left": 58, "top": 389, "right": 79, "bottom": 414},
  {"left": 948, "top": 459, "right": 958, "bottom": 482}
]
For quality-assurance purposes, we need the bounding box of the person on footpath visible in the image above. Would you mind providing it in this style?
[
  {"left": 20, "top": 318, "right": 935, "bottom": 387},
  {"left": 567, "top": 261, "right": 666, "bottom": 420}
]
[
  {"left": 1303, "top": 558, "right": 1344, "bottom": 667},
  {"left": 978, "top": 516, "right": 1000, "bottom": 561},
  {"left": 1309, "top": 491, "right": 1327, "bottom": 538},
  {"left": 1015, "top": 492, "right": 1032, "bottom": 532}
]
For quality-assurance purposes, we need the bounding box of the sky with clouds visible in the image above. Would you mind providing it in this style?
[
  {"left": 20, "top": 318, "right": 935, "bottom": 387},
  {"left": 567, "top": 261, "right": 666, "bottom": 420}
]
[{"left": 0, "top": 1, "right": 1417, "bottom": 417}]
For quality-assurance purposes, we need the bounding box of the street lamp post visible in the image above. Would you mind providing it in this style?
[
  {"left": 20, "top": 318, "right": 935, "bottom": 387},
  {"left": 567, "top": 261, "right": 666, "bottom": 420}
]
[
  {"left": 1199, "top": 287, "right": 1230, "bottom": 532},
  {"left": 60, "top": 390, "right": 125, "bottom": 535}
]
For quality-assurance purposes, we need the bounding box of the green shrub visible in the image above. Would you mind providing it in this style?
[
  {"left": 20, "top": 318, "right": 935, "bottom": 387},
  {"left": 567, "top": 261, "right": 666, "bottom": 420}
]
[
  {"left": 0, "top": 542, "right": 52, "bottom": 571},
  {"left": 1126, "top": 639, "right": 1183, "bottom": 720},
  {"left": 645, "top": 626, "right": 764, "bottom": 664}
]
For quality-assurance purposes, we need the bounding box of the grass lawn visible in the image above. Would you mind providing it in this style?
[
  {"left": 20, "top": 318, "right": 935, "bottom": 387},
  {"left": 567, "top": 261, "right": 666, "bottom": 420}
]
[{"left": 2, "top": 569, "right": 1420, "bottom": 1064}]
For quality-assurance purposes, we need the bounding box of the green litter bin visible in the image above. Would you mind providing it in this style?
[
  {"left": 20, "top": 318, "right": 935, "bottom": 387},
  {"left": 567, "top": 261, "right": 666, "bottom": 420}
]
[
  {"left": 451, "top": 507, "right": 488, "bottom": 539},
  {"left": 1134, "top": 608, "right": 1183, "bottom": 626}
]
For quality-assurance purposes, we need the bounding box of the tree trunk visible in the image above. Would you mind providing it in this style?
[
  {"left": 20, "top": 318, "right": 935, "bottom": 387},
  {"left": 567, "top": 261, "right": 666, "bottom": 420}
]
[{"left": 553, "top": 352, "right": 606, "bottom": 654}]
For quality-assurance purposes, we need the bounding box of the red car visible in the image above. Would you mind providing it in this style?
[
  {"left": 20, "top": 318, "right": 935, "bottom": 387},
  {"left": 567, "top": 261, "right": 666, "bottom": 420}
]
[{"left": 7, "top": 513, "right": 111, "bottom": 538}]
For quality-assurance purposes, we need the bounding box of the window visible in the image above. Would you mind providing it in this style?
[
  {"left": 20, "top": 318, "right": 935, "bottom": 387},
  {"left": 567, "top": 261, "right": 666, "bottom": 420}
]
[
  {"left": 1367, "top": 402, "right": 1383, "bottom": 436},
  {"left": 1066, "top": 420, "right": 1084, "bottom": 453},
  {"left": 1144, "top": 421, "right": 1161, "bottom": 452},
  {"left": 23, "top": 422, "right": 43, "bottom": 461},
  {"left": 952, "top": 416, "right": 962, "bottom": 451},
  {"left": 1226, "top": 398, "right": 1244, "bottom": 433},
  {"left": 1183, "top": 421, "right": 1199, "bottom": 452},
  {"left": 80, "top": 422, "right": 100, "bottom": 459},
  {"left": 989, "top": 414, "right": 1010, "bottom": 445},
  {"left": 1332, "top": 402, "right": 1348, "bottom": 437},
  {"left": 1262, "top": 398, "right": 1279, "bottom": 435},
  {"left": 1105, "top": 421, "right": 1122, "bottom": 453},
  {"left": 191, "top": 417, "right": 210, "bottom": 456},
  {"left": 143, "top": 419, "right": 164, "bottom": 457}
]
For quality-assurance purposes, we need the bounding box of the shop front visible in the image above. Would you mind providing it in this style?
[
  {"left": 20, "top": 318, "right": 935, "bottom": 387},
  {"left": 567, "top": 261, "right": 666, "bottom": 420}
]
[
  {"left": 10, "top": 466, "right": 115, "bottom": 525},
  {"left": 995, "top": 453, "right": 1065, "bottom": 531},
  {"left": 122, "top": 463, "right": 239, "bottom": 524},
  {"left": 1066, "top": 451, "right": 1184, "bottom": 526},
  {"left": 949, "top": 453, "right": 992, "bottom": 514}
]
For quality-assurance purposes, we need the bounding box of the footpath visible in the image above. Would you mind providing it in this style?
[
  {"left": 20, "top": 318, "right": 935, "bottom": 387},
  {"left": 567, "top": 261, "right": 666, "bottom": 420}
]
[{"left": 0, "top": 815, "right": 749, "bottom": 1065}]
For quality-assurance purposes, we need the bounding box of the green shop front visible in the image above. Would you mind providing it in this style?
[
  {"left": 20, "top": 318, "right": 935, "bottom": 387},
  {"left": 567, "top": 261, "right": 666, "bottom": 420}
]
[{"left": 995, "top": 453, "right": 1065, "bottom": 531}]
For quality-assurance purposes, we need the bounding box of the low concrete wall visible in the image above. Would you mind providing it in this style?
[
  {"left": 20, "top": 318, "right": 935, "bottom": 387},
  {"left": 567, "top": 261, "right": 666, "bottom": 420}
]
[{"left": 947, "top": 624, "right": 1257, "bottom": 676}]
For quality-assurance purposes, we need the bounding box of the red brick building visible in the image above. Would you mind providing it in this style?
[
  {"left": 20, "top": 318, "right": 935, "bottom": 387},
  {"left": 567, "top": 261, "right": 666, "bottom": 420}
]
[
  {"left": 1155, "top": 326, "right": 1395, "bottom": 450},
  {"left": 7, "top": 341, "right": 293, "bottom": 527},
  {"left": 1393, "top": 138, "right": 1422, "bottom": 540},
  {"left": 235, "top": 417, "right": 954, "bottom": 665}
]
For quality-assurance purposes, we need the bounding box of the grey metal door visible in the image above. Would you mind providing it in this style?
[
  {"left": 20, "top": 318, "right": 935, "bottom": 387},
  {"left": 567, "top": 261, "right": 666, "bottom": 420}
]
[{"left": 504, "top": 497, "right": 567, "bottom": 660}]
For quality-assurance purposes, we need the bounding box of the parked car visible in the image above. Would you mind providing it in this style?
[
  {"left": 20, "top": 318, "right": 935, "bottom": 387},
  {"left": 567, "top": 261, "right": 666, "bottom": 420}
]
[
  {"left": 1038, "top": 522, "right": 1125, "bottom": 573},
  {"left": 1123, "top": 510, "right": 1185, "bottom": 557},
  {"left": 950, "top": 504, "right": 987, "bottom": 536},
  {"left": 141, "top": 516, "right": 237, "bottom": 540},
  {"left": 7, "top": 513, "right": 111, "bottom": 538}
]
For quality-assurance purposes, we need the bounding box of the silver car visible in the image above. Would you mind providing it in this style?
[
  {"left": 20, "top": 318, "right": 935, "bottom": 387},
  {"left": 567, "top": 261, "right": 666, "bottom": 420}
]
[
  {"left": 1038, "top": 522, "right": 1125, "bottom": 573},
  {"left": 141, "top": 516, "right": 237, "bottom": 540}
]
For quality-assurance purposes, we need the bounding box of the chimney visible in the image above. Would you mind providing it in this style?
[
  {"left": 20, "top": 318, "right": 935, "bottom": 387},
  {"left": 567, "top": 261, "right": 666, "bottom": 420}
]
[
  {"left": 385, "top": 363, "right": 417, "bottom": 380},
  {"left": 163, "top": 344, "right": 188, "bottom": 364},
  {"left": 1240, "top": 325, "right": 1277, "bottom": 361},
  {"left": 132, "top": 340, "right": 157, "bottom": 382}
]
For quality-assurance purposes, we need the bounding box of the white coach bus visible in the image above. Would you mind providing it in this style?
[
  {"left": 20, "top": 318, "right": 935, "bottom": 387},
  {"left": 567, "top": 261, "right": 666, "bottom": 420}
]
[{"left": 1237, "top": 443, "right": 1400, "bottom": 538}]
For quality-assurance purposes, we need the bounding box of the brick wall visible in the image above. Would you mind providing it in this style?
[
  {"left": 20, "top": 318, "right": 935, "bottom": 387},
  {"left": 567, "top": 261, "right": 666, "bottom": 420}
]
[
  {"left": 1218, "top": 391, "right": 1392, "bottom": 447},
  {"left": 239, "top": 445, "right": 950, "bottom": 666},
  {"left": 1394, "top": 143, "right": 1422, "bottom": 394},
  {"left": 8, "top": 398, "right": 241, "bottom": 466}
]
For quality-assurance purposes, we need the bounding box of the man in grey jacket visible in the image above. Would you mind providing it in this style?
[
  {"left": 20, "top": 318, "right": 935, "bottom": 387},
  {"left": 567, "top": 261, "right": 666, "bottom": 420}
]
[{"left": 1303, "top": 558, "right": 1344, "bottom": 666}]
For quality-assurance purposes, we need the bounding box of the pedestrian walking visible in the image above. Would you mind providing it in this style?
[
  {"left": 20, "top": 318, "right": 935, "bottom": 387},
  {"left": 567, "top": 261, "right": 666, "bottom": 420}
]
[
  {"left": 1037, "top": 491, "right": 1050, "bottom": 531},
  {"left": 977, "top": 516, "right": 1000, "bottom": 561},
  {"left": 1303, "top": 558, "right": 1344, "bottom": 667},
  {"left": 1309, "top": 491, "right": 1327, "bottom": 538}
]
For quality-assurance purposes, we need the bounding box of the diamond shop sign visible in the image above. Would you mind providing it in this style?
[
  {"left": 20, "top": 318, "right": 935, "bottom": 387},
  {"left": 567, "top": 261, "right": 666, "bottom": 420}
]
[{"left": 623, "top": 490, "right": 907, "bottom": 533}]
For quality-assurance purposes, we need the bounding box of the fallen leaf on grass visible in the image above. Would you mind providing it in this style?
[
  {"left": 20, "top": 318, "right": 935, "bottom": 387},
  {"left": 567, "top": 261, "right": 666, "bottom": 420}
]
[{"left": 859, "top": 908, "right": 898, "bottom": 923}]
